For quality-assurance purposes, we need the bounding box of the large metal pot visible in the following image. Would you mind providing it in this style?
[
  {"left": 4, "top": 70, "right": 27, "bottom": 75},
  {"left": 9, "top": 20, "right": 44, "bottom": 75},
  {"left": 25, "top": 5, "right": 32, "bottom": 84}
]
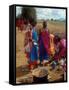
[{"left": 32, "top": 67, "right": 48, "bottom": 83}]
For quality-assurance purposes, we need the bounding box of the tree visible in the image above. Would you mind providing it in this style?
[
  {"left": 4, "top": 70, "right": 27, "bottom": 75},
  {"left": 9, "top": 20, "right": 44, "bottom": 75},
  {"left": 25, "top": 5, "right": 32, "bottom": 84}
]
[
  {"left": 21, "top": 7, "right": 37, "bottom": 23},
  {"left": 51, "top": 18, "right": 54, "bottom": 21}
]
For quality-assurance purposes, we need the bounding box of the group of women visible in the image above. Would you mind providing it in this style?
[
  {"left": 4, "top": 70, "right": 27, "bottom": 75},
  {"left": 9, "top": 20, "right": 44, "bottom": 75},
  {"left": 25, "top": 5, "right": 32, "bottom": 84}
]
[{"left": 21, "top": 19, "right": 66, "bottom": 71}]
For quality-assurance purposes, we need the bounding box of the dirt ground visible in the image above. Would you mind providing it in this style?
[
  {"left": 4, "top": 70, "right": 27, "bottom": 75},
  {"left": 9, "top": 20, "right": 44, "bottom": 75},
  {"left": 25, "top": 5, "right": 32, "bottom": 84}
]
[{"left": 16, "top": 64, "right": 65, "bottom": 84}]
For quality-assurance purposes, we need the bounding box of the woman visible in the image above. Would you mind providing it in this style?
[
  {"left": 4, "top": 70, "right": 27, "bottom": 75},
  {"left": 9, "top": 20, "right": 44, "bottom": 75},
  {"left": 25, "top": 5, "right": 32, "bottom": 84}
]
[
  {"left": 29, "top": 19, "right": 38, "bottom": 70},
  {"left": 59, "top": 38, "right": 66, "bottom": 59},
  {"left": 53, "top": 35, "right": 61, "bottom": 63},
  {"left": 39, "top": 21, "right": 50, "bottom": 66},
  {"left": 50, "top": 33, "right": 55, "bottom": 56},
  {"left": 54, "top": 35, "right": 66, "bottom": 62},
  {"left": 24, "top": 23, "right": 32, "bottom": 60}
]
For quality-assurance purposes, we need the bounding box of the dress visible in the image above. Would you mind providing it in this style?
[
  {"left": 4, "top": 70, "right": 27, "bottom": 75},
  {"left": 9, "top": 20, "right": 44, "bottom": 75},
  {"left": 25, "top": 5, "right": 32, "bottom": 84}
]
[
  {"left": 39, "top": 29, "right": 50, "bottom": 61},
  {"left": 59, "top": 38, "right": 66, "bottom": 59},
  {"left": 54, "top": 38, "right": 66, "bottom": 61},
  {"left": 29, "top": 27, "right": 38, "bottom": 62}
]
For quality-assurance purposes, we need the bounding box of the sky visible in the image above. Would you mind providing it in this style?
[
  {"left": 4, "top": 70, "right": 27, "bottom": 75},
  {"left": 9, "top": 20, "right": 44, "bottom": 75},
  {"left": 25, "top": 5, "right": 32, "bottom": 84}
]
[{"left": 16, "top": 6, "right": 66, "bottom": 20}]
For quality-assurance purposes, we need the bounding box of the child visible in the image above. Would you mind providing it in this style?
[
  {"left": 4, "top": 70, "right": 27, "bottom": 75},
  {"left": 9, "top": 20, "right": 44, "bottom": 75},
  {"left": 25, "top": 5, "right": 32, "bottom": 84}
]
[{"left": 38, "top": 21, "right": 50, "bottom": 66}]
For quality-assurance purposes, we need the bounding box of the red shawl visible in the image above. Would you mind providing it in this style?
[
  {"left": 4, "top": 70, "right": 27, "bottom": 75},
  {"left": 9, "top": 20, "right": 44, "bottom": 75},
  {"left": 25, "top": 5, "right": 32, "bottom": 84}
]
[{"left": 41, "top": 29, "right": 50, "bottom": 55}]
